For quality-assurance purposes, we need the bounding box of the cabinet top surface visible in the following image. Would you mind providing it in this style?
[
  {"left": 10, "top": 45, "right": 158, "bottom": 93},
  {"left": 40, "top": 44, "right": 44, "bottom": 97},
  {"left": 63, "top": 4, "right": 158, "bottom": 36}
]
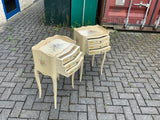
[
  {"left": 32, "top": 35, "right": 75, "bottom": 57},
  {"left": 75, "top": 25, "right": 109, "bottom": 38}
]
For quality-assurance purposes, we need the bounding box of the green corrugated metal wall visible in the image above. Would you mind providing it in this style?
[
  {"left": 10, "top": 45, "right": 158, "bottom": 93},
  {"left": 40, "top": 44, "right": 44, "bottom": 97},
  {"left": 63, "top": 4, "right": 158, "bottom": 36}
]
[{"left": 71, "top": 0, "right": 98, "bottom": 26}]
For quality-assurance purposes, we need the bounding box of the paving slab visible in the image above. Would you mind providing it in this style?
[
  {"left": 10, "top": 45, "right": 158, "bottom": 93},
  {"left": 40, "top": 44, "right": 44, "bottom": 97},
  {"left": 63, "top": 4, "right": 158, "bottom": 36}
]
[{"left": 0, "top": 0, "right": 160, "bottom": 119}]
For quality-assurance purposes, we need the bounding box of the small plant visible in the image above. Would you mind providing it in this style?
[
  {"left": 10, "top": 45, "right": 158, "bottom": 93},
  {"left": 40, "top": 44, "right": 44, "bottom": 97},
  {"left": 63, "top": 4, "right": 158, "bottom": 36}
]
[
  {"left": 47, "top": 30, "right": 50, "bottom": 33},
  {"left": 11, "top": 40, "right": 16, "bottom": 44},
  {"left": 82, "top": 73, "right": 86, "bottom": 76},
  {"left": 42, "top": 14, "right": 46, "bottom": 25},
  {"left": 9, "top": 36, "right": 13, "bottom": 40},
  {"left": 104, "top": 104, "right": 107, "bottom": 108},
  {"left": 54, "top": 28, "right": 59, "bottom": 32},
  {"left": 85, "top": 20, "right": 91, "bottom": 26},
  {"left": 12, "top": 48, "right": 16, "bottom": 52},
  {"left": 101, "top": 24, "right": 105, "bottom": 27},
  {"left": 71, "top": 25, "right": 74, "bottom": 32},
  {"left": 7, "top": 26, "right": 12, "bottom": 30},
  {"left": 73, "top": 22, "right": 80, "bottom": 27},
  {"left": 114, "top": 30, "right": 119, "bottom": 38},
  {"left": 136, "top": 34, "right": 140, "bottom": 39},
  {"left": 128, "top": 82, "right": 131, "bottom": 87},
  {"left": 44, "top": 109, "right": 48, "bottom": 112},
  {"left": 63, "top": 23, "right": 66, "bottom": 27},
  {"left": 21, "top": 70, "right": 24, "bottom": 76},
  {"left": 57, "top": 23, "right": 62, "bottom": 28},
  {"left": 157, "top": 37, "right": 160, "bottom": 40}
]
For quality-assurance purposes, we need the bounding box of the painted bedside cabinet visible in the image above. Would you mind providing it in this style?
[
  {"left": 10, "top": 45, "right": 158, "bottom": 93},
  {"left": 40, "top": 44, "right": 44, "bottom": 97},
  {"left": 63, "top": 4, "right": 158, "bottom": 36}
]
[
  {"left": 32, "top": 35, "right": 84, "bottom": 109},
  {"left": 74, "top": 25, "right": 111, "bottom": 74}
]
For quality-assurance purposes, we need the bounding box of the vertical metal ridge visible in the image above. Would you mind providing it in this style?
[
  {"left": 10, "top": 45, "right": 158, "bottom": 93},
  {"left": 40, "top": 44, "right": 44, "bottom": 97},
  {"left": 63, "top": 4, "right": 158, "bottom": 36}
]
[{"left": 149, "top": 0, "right": 159, "bottom": 25}]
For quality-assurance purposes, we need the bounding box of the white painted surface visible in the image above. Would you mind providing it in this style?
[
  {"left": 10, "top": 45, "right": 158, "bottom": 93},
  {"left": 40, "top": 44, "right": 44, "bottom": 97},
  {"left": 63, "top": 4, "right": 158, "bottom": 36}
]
[
  {"left": 0, "top": 1, "right": 6, "bottom": 26},
  {"left": 19, "top": 0, "right": 33, "bottom": 11},
  {"left": 0, "top": 0, "right": 33, "bottom": 25}
]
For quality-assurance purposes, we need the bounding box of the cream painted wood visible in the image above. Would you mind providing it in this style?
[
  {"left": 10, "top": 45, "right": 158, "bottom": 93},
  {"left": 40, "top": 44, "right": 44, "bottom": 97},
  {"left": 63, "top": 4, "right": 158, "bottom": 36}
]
[
  {"left": 74, "top": 25, "right": 111, "bottom": 74},
  {"left": 32, "top": 35, "right": 84, "bottom": 109},
  {"left": 92, "top": 55, "right": 95, "bottom": 66},
  {"left": 101, "top": 52, "right": 106, "bottom": 75},
  {"left": 72, "top": 73, "right": 74, "bottom": 88}
]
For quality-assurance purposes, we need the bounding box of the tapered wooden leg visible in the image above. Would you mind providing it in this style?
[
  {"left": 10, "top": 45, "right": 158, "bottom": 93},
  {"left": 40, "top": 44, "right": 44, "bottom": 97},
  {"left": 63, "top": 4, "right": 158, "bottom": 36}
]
[
  {"left": 92, "top": 55, "right": 95, "bottom": 66},
  {"left": 72, "top": 73, "right": 74, "bottom": 88},
  {"left": 79, "top": 60, "right": 84, "bottom": 82},
  {"left": 52, "top": 78, "right": 57, "bottom": 109},
  {"left": 57, "top": 74, "right": 60, "bottom": 80},
  {"left": 101, "top": 52, "right": 106, "bottom": 75},
  {"left": 34, "top": 69, "right": 42, "bottom": 98}
]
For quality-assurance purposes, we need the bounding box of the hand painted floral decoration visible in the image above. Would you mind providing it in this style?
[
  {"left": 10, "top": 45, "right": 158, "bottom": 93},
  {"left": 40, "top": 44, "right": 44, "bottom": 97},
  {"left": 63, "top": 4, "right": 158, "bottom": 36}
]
[
  {"left": 88, "top": 30, "right": 96, "bottom": 34},
  {"left": 52, "top": 43, "right": 61, "bottom": 51},
  {"left": 40, "top": 59, "right": 45, "bottom": 65}
]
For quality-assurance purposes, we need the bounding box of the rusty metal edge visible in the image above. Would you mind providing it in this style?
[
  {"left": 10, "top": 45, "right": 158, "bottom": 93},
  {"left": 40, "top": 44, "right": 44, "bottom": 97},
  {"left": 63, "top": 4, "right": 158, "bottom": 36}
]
[{"left": 102, "top": 24, "right": 160, "bottom": 32}]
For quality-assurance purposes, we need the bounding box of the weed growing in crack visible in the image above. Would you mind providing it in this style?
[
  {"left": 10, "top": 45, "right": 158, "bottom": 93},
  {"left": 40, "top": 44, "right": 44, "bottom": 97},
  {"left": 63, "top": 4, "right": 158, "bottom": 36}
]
[
  {"left": 114, "top": 30, "right": 119, "bottom": 38},
  {"left": 54, "top": 28, "right": 59, "bottom": 32},
  {"left": 9, "top": 36, "right": 13, "bottom": 41},
  {"left": 7, "top": 26, "right": 12, "bottom": 30},
  {"left": 12, "top": 48, "right": 16, "bottom": 52}
]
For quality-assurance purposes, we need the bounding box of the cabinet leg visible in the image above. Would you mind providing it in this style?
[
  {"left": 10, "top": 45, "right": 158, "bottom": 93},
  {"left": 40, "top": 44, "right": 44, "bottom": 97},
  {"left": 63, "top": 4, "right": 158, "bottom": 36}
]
[
  {"left": 57, "top": 74, "right": 60, "bottom": 80},
  {"left": 92, "top": 55, "right": 95, "bottom": 66},
  {"left": 34, "top": 69, "right": 42, "bottom": 98},
  {"left": 80, "top": 60, "right": 84, "bottom": 82},
  {"left": 72, "top": 73, "right": 74, "bottom": 88},
  {"left": 101, "top": 52, "right": 106, "bottom": 75},
  {"left": 53, "top": 78, "right": 57, "bottom": 109}
]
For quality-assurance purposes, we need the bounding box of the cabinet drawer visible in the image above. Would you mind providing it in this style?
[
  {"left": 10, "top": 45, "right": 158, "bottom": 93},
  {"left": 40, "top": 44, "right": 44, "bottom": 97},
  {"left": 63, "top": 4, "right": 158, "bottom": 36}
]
[
  {"left": 89, "top": 46, "right": 111, "bottom": 55},
  {"left": 58, "top": 46, "right": 80, "bottom": 64},
  {"left": 65, "top": 52, "right": 83, "bottom": 71},
  {"left": 88, "top": 40, "right": 110, "bottom": 50},
  {"left": 67, "top": 56, "right": 83, "bottom": 76},
  {"left": 88, "top": 36, "right": 109, "bottom": 45}
]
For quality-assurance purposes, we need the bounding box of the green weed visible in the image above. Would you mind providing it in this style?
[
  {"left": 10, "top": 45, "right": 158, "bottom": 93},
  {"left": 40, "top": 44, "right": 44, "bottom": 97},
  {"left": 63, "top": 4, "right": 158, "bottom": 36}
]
[
  {"left": 85, "top": 20, "right": 91, "bottom": 26},
  {"left": 71, "top": 25, "right": 74, "bottom": 32},
  {"left": 7, "top": 26, "right": 12, "bottom": 30},
  {"left": 104, "top": 104, "right": 107, "bottom": 108},
  {"left": 54, "top": 28, "right": 59, "bottom": 32},
  {"left": 128, "top": 83, "right": 131, "bottom": 87},
  {"left": 157, "top": 37, "right": 160, "bottom": 40},
  {"left": 44, "top": 109, "right": 48, "bottom": 112},
  {"left": 114, "top": 30, "right": 119, "bottom": 38},
  {"left": 11, "top": 40, "right": 16, "bottom": 44},
  {"left": 42, "top": 14, "right": 46, "bottom": 25},
  {"left": 136, "top": 34, "right": 141, "bottom": 39},
  {"left": 57, "top": 24, "right": 62, "bottom": 28},
  {"left": 9, "top": 36, "right": 13, "bottom": 40},
  {"left": 12, "top": 48, "right": 16, "bottom": 52}
]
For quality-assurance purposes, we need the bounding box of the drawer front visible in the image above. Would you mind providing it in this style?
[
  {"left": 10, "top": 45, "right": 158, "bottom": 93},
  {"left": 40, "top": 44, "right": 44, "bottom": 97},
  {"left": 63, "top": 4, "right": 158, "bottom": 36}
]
[
  {"left": 88, "top": 36, "right": 109, "bottom": 45},
  {"left": 60, "top": 46, "right": 80, "bottom": 64},
  {"left": 89, "top": 46, "right": 111, "bottom": 55},
  {"left": 65, "top": 52, "right": 83, "bottom": 71},
  {"left": 67, "top": 56, "right": 83, "bottom": 76},
  {"left": 88, "top": 40, "right": 110, "bottom": 50}
]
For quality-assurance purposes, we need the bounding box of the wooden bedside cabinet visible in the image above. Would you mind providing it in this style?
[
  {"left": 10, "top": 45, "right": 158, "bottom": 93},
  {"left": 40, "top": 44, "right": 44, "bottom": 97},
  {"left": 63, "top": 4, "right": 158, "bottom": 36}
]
[
  {"left": 74, "top": 25, "right": 111, "bottom": 74},
  {"left": 32, "top": 35, "right": 84, "bottom": 109}
]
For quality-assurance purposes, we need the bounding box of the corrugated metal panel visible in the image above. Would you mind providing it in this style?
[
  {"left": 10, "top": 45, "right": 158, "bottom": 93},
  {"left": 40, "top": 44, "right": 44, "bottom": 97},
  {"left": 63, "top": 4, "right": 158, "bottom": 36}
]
[
  {"left": 100, "top": 0, "right": 160, "bottom": 31},
  {"left": 71, "top": 0, "right": 98, "bottom": 26}
]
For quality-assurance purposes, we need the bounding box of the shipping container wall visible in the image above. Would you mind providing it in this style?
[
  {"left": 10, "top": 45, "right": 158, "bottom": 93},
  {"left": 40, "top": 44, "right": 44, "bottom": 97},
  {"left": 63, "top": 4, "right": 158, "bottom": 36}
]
[
  {"left": 101, "top": 0, "right": 160, "bottom": 31},
  {"left": 149, "top": 0, "right": 160, "bottom": 28}
]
